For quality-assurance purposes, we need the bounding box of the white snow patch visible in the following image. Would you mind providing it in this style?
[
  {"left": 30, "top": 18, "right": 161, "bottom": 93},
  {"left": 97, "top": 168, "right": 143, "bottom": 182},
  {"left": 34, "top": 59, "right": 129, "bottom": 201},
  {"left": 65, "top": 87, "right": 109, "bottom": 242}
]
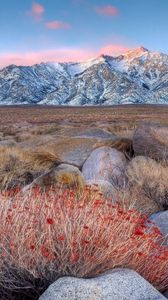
[{"left": 64, "top": 56, "right": 105, "bottom": 76}]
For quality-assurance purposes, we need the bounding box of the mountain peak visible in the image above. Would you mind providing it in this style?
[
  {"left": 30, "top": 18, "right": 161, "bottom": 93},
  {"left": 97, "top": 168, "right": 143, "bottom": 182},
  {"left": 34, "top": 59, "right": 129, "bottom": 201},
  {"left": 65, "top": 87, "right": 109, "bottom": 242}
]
[
  {"left": 123, "top": 47, "right": 149, "bottom": 59},
  {"left": 98, "top": 47, "right": 149, "bottom": 62},
  {"left": 139, "top": 46, "right": 149, "bottom": 52}
]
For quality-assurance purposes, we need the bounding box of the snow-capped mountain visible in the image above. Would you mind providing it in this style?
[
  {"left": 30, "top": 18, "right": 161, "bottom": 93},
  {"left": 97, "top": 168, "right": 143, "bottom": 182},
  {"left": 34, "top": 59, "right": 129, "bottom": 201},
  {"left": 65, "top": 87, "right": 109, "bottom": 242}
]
[{"left": 1, "top": 47, "right": 168, "bottom": 105}]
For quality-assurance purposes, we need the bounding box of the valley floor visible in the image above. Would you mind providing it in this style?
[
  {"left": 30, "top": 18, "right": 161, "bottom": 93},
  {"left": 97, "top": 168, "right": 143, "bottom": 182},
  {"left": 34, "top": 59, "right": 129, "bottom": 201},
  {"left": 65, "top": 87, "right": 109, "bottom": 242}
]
[{"left": 0, "top": 104, "right": 168, "bottom": 127}]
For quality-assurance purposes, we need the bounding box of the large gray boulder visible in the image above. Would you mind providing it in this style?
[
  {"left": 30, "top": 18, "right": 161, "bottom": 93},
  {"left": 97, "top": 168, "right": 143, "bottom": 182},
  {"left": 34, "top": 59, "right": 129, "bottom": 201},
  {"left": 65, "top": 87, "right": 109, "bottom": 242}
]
[
  {"left": 149, "top": 211, "right": 168, "bottom": 246},
  {"left": 49, "top": 134, "right": 132, "bottom": 168},
  {"left": 42, "top": 137, "right": 102, "bottom": 168},
  {"left": 39, "top": 269, "right": 166, "bottom": 300},
  {"left": 21, "top": 128, "right": 132, "bottom": 168},
  {"left": 82, "top": 147, "right": 127, "bottom": 187},
  {"left": 31, "top": 136, "right": 111, "bottom": 169},
  {"left": 133, "top": 123, "right": 168, "bottom": 162}
]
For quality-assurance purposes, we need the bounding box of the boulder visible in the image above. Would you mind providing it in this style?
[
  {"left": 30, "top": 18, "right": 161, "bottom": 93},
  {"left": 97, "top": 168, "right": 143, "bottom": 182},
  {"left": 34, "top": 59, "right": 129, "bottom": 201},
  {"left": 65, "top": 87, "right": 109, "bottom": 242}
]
[
  {"left": 82, "top": 147, "right": 127, "bottom": 187},
  {"left": 23, "top": 164, "right": 85, "bottom": 194},
  {"left": 133, "top": 123, "right": 168, "bottom": 162},
  {"left": 21, "top": 130, "right": 132, "bottom": 168},
  {"left": 149, "top": 211, "right": 168, "bottom": 246},
  {"left": 20, "top": 129, "right": 116, "bottom": 168},
  {"left": 126, "top": 156, "right": 168, "bottom": 209},
  {"left": 163, "top": 290, "right": 168, "bottom": 298},
  {"left": 49, "top": 136, "right": 132, "bottom": 168},
  {"left": 32, "top": 137, "right": 106, "bottom": 168},
  {"left": 39, "top": 269, "right": 166, "bottom": 300}
]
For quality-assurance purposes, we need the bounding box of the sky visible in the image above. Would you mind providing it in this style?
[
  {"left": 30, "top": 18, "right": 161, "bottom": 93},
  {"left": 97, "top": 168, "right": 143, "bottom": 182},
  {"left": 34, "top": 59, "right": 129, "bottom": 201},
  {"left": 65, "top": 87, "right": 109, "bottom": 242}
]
[{"left": 0, "top": 0, "right": 168, "bottom": 67}]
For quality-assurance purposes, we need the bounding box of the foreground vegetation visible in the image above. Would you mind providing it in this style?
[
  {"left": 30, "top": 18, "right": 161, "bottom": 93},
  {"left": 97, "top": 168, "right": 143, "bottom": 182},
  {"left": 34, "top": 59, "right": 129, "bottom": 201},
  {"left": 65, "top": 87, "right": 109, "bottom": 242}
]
[{"left": 0, "top": 187, "right": 167, "bottom": 299}]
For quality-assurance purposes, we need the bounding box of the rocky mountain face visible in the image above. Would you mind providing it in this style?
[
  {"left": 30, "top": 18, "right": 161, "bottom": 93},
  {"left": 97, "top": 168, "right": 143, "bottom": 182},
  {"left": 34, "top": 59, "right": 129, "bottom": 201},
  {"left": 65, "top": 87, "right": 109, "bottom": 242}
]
[{"left": 1, "top": 47, "right": 168, "bottom": 105}]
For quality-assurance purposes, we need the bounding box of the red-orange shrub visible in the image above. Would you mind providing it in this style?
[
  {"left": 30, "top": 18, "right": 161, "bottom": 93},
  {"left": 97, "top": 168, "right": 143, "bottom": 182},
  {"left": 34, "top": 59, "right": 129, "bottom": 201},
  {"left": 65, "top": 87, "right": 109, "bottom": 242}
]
[{"left": 0, "top": 186, "right": 167, "bottom": 297}]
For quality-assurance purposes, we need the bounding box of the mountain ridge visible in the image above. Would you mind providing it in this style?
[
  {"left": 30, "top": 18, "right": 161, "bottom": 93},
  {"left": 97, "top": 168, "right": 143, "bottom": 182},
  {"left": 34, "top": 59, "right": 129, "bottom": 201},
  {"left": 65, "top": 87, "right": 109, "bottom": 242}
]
[{"left": 1, "top": 47, "right": 168, "bottom": 105}]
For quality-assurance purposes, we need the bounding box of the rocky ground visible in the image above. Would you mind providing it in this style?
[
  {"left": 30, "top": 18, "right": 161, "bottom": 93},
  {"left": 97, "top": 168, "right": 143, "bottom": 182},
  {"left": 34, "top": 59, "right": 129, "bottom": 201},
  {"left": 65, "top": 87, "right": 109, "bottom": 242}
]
[{"left": 0, "top": 106, "right": 168, "bottom": 299}]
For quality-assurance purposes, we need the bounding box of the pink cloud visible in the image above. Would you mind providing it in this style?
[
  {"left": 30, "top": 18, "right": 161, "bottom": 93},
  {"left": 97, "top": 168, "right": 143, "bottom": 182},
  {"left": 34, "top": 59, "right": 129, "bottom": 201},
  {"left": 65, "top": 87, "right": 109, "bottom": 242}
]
[
  {"left": 0, "top": 44, "right": 132, "bottom": 68},
  {"left": 0, "top": 49, "right": 96, "bottom": 68},
  {"left": 95, "top": 5, "right": 119, "bottom": 16},
  {"left": 99, "top": 44, "right": 130, "bottom": 56},
  {"left": 45, "top": 21, "right": 71, "bottom": 30},
  {"left": 27, "top": 2, "right": 45, "bottom": 21}
]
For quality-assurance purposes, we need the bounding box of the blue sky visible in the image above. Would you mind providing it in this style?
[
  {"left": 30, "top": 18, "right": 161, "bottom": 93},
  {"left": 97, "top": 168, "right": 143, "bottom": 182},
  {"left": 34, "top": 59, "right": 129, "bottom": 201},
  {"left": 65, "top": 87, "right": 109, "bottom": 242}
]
[{"left": 0, "top": 0, "right": 168, "bottom": 67}]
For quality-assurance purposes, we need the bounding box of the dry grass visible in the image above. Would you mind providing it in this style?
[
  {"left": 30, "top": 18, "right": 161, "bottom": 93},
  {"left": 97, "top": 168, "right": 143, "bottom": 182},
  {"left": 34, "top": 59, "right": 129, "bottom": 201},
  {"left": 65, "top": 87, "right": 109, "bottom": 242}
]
[
  {"left": 83, "top": 182, "right": 162, "bottom": 216},
  {"left": 30, "top": 124, "right": 60, "bottom": 135},
  {"left": 53, "top": 167, "right": 85, "bottom": 194},
  {"left": 14, "top": 133, "right": 35, "bottom": 143},
  {"left": 116, "top": 186, "right": 164, "bottom": 216},
  {"left": 0, "top": 187, "right": 167, "bottom": 300},
  {"left": 102, "top": 138, "right": 133, "bottom": 157},
  {"left": 0, "top": 126, "right": 18, "bottom": 137},
  {"left": 152, "top": 126, "right": 168, "bottom": 148},
  {"left": 25, "top": 165, "right": 85, "bottom": 196},
  {"left": 0, "top": 146, "right": 61, "bottom": 189},
  {"left": 18, "top": 149, "right": 61, "bottom": 169},
  {"left": 126, "top": 156, "right": 168, "bottom": 209}
]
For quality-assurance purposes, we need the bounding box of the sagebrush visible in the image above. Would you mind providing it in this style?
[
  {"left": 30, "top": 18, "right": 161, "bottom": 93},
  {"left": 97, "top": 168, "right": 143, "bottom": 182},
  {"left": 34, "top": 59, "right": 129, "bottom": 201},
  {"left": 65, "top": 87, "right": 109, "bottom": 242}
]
[{"left": 0, "top": 186, "right": 167, "bottom": 299}]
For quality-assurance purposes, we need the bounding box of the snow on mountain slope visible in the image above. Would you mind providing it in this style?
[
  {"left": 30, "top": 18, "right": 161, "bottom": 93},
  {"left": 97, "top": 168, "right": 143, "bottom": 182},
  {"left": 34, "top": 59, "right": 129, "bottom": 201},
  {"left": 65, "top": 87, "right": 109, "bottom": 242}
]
[
  {"left": 0, "top": 47, "right": 168, "bottom": 105},
  {"left": 61, "top": 56, "right": 106, "bottom": 76}
]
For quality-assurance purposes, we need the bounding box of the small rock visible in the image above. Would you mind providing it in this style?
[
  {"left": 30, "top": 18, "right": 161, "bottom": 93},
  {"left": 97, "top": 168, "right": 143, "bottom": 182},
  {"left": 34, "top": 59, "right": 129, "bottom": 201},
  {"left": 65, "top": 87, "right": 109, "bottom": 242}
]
[
  {"left": 82, "top": 147, "right": 127, "bottom": 187},
  {"left": 39, "top": 268, "right": 166, "bottom": 300},
  {"left": 149, "top": 211, "right": 168, "bottom": 246}
]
